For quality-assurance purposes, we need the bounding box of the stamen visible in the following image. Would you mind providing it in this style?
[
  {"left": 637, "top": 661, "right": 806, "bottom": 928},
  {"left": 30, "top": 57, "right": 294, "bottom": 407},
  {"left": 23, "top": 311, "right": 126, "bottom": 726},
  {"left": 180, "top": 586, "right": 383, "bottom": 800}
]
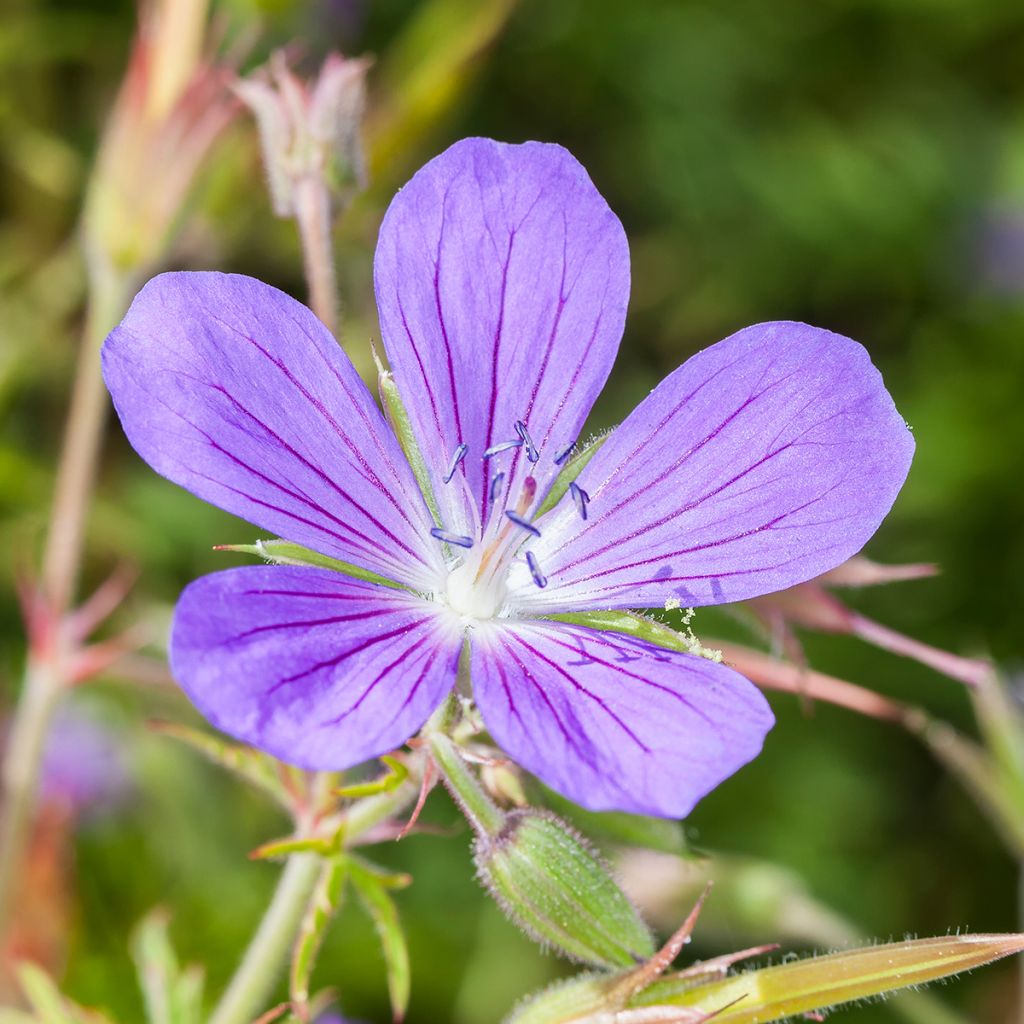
[
  {"left": 514, "top": 420, "right": 540, "bottom": 463},
  {"left": 554, "top": 439, "right": 577, "bottom": 465},
  {"left": 443, "top": 442, "right": 468, "bottom": 483},
  {"left": 569, "top": 481, "right": 590, "bottom": 521},
  {"left": 430, "top": 527, "right": 473, "bottom": 549},
  {"left": 490, "top": 472, "right": 506, "bottom": 501},
  {"left": 526, "top": 551, "right": 547, "bottom": 588},
  {"left": 483, "top": 439, "right": 523, "bottom": 458},
  {"left": 505, "top": 510, "right": 541, "bottom": 537}
]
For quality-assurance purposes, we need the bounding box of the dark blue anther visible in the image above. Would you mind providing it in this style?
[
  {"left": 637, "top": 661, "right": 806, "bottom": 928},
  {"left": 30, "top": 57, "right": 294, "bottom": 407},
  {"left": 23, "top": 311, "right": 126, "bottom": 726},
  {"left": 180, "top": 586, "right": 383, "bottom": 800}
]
[
  {"left": 490, "top": 472, "right": 506, "bottom": 501},
  {"left": 443, "top": 442, "right": 468, "bottom": 483},
  {"left": 430, "top": 527, "right": 473, "bottom": 549},
  {"left": 514, "top": 420, "right": 540, "bottom": 463},
  {"left": 483, "top": 439, "right": 523, "bottom": 459},
  {"left": 526, "top": 550, "right": 547, "bottom": 588},
  {"left": 554, "top": 440, "right": 577, "bottom": 465},
  {"left": 569, "top": 481, "right": 590, "bottom": 521},
  {"left": 505, "top": 510, "right": 541, "bottom": 537}
]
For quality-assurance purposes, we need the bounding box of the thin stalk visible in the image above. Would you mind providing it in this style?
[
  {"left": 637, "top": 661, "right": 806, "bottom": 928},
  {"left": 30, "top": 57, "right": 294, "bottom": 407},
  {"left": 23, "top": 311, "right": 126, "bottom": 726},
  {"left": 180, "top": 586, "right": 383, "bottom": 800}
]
[
  {"left": 208, "top": 854, "right": 321, "bottom": 1024},
  {"left": 0, "top": 659, "right": 62, "bottom": 928},
  {"left": 42, "top": 261, "right": 134, "bottom": 615},
  {"left": 209, "top": 762, "right": 423, "bottom": 1024},
  {"left": 293, "top": 177, "right": 338, "bottom": 338},
  {"left": 0, "top": 262, "right": 133, "bottom": 936}
]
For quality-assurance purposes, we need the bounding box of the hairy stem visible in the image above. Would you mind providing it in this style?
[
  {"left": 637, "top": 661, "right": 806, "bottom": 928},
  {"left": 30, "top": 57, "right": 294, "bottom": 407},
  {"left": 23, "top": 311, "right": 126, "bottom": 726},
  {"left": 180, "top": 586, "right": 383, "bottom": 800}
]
[
  {"left": 426, "top": 697, "right": 504, "bottom": 838},
  {"left": 294, "top": 177, "right": 338, "bottom": 338},
  {"left": 0, "top": 262, "right": 133, "bottom": 937}
]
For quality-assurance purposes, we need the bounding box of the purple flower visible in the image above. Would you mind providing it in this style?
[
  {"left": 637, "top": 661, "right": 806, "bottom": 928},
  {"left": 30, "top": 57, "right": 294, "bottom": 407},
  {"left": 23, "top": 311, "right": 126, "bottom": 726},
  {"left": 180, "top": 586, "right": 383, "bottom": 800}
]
[{"left": 101, "top": 138, "right": 913, "bottom": 818}]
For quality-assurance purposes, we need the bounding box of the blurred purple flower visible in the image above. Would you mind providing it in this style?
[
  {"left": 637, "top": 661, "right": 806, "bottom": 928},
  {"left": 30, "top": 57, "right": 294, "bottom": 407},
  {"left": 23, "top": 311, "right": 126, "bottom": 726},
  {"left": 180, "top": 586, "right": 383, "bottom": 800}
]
[
  {"left": 101, "top": 138, "right": 913, "bottom": 818},
  {"left": 38, "top": 704, "right": 130, "bottom": 818}
]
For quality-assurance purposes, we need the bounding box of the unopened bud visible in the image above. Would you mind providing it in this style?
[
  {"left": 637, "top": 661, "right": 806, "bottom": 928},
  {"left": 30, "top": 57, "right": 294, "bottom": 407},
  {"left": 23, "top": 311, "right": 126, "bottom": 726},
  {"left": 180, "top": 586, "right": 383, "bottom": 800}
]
[
  {"left": 235, "top": 51, "right": 370, "bottom": 219},
  {"left": 476, "top": 810, "right": 655, "bottom": 968}
]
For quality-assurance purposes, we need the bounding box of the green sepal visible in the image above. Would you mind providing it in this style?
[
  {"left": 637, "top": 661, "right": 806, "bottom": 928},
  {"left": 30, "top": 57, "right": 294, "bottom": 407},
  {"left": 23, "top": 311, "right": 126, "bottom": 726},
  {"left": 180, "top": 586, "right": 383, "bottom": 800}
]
[
  {"left": 542, "top": 609, "right": 721, "bottom": 662},
  {"left": 378, "top": 365, "right": 442, "bottom": 527},
  {"left": 349, "top": 857, "right": 412, "bottom": 1022},
  {"left": 218, "top": 540, "right": 406, "bottom": 591},
  {"left": 290, "top": 855, "right": 349, "bottom": 1018},
  {"left": 130, "top": 910, "right": 204, "bottom": 1024},
  {"left": 535, "top": 433, "right": 608, "bottom": 518}
]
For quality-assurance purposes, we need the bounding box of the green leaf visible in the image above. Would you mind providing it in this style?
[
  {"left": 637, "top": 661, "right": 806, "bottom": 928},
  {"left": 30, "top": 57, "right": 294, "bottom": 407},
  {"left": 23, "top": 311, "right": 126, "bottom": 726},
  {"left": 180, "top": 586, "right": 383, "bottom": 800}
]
[
  {"left": 130, "top": 910, "right": 205, "bottom": 1024},
  {"left": 290, "top": 856, "right": 349, "bottom": 1018},
  {"left": 16, "top": 963, "right": 76, "bottom": 1024},
  {"left": 153, "top": 722, "right": 295, "bottom": 812},
  {"left": 636, "top": 933, "right": 1024, "bottom": 1022},
  {"left": 349, "top": 857, "right": 412, "bottom": 1022},
  {"left": 217, "top": 540, "right": 406, "bottom": 590},
  {"left": 535, "top": 433, "right": 608, "bottom": 518}
]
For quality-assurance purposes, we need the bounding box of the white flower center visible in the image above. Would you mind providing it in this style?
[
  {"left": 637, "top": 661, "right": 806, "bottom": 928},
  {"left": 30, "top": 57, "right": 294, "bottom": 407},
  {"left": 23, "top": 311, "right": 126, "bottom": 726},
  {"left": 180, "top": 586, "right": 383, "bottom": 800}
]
[{"left": 444, "top": 558, "right": 508, "bottom": 620}]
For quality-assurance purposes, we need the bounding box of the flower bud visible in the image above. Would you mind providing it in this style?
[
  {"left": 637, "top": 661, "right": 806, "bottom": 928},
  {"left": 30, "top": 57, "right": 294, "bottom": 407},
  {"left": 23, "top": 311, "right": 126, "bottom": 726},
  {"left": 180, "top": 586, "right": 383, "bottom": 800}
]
[
  {"left": 234, "top": 51, "right": 371, "bottom": 219},
  {"left": 475, "top": 810, "right": 655, "bottom": 969}
]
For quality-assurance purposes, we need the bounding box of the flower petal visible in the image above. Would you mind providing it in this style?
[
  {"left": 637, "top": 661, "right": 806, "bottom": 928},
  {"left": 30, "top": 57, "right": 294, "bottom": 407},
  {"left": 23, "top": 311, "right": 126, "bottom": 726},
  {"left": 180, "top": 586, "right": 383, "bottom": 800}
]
[
  {"left": 471, "top": 620, "right": 773, "bottom": 817},
  {"left": 374, "top": 138, "right": 629, "bottom": 534},
  {"left": 103, "top": 272, "right": 442, "bottom": 589},
  {"left": 512, "top": 322, "right": 914, "bottom": 612},
  {"left": 170, "top": 567, "right": 463, "bottom": 770}
]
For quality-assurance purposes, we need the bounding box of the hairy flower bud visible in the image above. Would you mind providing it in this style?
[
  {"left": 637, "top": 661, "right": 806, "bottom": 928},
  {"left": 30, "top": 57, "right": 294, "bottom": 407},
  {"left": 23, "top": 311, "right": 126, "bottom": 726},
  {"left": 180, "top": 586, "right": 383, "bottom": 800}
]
[
  {"left": 475, "top": 810, "right": 655, "bottom": 969},
  {"left": 234, "top": 51, "right": 370, "bottom": 219}
]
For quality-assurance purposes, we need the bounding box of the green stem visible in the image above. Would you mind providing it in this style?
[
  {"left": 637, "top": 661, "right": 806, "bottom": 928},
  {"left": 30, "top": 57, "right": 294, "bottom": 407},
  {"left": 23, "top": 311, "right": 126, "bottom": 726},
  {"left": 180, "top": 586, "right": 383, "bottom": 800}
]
[
  {"left": 208, "top": 854, "right": 322, "bottom": 1024},
  {"left": 426, "top": 700, "right": 504, "bottom": 837}
]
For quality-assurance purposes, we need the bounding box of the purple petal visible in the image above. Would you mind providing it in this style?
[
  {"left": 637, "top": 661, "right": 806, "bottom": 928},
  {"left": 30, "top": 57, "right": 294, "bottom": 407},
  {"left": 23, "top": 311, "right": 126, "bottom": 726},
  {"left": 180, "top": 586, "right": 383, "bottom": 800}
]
[
  {"left": 471, "top": 620, "right": 773, "bottom": 817},
  {"left": 170, "top": 567, "right": 462, "bottom": 769},
  {"left": 103, "top": 272, "right": 442, "bottom": 589},
  {"left": 374, "top": 138, "right": 629, "bottom": 534},
  {"left": 512, "top": 322, "right": 914, "bottom": 611}
]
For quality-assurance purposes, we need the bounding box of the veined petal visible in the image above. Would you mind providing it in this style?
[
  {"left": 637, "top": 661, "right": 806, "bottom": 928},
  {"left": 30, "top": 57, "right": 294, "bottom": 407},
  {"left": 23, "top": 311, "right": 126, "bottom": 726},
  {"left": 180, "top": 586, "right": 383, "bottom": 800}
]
[
  {"left": 512, "top": 322, "right": 914, "bottom": 612},
  {"left": 170, "top": 567, "right": 463, "bottom": 770},
  {"left": 103, "top": 272, "right": 442, "bottom": 589},
  {"left": 374, "top": 138, "right": 629, "bottom": 535},
  {"left": 470, "top": 620, "right": 773, "bottom": 817}
]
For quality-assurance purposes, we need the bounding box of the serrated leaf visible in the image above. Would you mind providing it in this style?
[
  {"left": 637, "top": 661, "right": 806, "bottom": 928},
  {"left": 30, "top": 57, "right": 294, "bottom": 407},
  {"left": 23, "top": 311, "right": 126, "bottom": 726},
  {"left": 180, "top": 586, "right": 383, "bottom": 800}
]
[
  {"left": 634, "top": 933, "right": 1024, "bottom": 1022},
  {"left": 153, "top": 722, "right": 295, "bottom": 812},
  {"left": 349, "top": 858, "right": 411, "bottom": 1022},
  {"left": 219, "top": 540, "right": 405, "bottom": 590},
  {"left": 291, "top": 856, "right": 349, "bottom": 1018}
]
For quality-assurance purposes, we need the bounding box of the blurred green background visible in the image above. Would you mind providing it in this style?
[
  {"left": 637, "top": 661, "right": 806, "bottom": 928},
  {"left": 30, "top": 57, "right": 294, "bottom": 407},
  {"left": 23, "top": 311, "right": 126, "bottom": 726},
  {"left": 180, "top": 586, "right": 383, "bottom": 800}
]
[{"left": 2, "top": 0, "right": 1024, "bottom": 1021}]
